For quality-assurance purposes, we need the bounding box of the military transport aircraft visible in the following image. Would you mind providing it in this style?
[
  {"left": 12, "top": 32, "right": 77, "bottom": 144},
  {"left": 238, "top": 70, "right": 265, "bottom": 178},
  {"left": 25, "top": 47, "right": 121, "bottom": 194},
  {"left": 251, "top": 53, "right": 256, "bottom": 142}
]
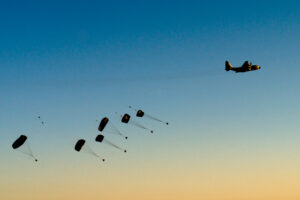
[{"left": 225, "top": 60, "right": 261, "bottom": 73}]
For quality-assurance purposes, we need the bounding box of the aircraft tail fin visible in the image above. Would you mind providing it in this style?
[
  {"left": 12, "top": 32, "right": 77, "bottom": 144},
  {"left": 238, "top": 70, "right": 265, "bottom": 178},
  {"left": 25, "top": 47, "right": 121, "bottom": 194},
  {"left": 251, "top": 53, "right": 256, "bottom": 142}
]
[{"left": 225, "top": 61, "right": 232, "bottom": 71}]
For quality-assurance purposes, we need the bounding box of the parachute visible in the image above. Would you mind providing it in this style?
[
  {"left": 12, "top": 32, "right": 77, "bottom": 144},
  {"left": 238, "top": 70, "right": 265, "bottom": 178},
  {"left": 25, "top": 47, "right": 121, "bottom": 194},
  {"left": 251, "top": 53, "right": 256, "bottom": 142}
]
[
  {"left": 98, "top": 117, "right": 109, "bottom": 132},
  {"left": 95, "top": 134, "right": 127, "bottom": 153},
  {"left": 12, "top": 135, "right": 38, "bottom": 162},
  {"left": 98, "top": 117, "right": 128, "bottom": 139},
  {"left": 136, "top": 110, "right": 145, "bottom": 117},
  {"left": 74, "top": 139, "right": 105, "bottom": 162},
  {"left": 37, "top": 116, "right": 45, "bottom": 125},
  {"left": 130, "top": 106, "right": 169, "bottom": 125},
  {"left": 121, "top": 113, "right": 154, "bottom": 134},
  {"left": 74, "top": 139, "right": 86, "bottom": 152},
  {"left": 121, "top": 114, "right": 131, "bottom": 124},
  {"left": 12, "top": 135, "right": 27, "bottom": 149}
]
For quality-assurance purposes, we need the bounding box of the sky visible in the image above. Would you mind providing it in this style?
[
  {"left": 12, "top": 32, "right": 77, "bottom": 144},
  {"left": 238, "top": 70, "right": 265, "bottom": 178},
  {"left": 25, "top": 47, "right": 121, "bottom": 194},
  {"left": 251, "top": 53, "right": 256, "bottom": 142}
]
[{"left": 1, "top": 0, "right": 300, "bottom": 199}]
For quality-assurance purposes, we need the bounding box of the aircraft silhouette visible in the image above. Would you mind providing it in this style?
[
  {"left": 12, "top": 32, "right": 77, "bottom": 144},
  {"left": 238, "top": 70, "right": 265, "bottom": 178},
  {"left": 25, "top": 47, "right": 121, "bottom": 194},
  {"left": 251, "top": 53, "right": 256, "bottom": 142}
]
[{"left": 225, "top": 60, "right": 261, "bottom": 73}]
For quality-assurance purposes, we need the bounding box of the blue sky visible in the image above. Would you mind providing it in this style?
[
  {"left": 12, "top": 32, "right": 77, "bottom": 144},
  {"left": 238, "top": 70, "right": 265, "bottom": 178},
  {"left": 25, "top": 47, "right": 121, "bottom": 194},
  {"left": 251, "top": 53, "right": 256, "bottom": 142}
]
[
  {"left": 1, "top": 0, "right": 300, "bottom": 158},
  {"left": 1, "top": 1, "right": 300, "bottom": 199}
]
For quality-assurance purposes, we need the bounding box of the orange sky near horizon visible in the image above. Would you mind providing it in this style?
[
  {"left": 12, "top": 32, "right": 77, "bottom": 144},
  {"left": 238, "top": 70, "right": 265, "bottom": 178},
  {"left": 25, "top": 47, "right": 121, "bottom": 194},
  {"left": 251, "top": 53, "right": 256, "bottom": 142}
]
[{"left": 2, "top": 139, "right": 300, "bottom": 200}]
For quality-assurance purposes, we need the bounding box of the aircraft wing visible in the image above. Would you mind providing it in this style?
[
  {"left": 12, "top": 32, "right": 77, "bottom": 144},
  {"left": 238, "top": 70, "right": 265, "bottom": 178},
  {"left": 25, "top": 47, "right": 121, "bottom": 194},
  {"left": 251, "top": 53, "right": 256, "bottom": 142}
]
[{"left": 241, "top": 61, "right": 251, "bottom": 71}]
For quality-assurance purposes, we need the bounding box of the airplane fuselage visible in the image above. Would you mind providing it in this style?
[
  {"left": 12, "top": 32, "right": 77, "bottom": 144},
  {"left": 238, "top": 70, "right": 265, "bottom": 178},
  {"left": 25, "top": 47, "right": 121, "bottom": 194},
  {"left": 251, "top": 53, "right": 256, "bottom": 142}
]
[
  {"left": 231, "top": 65, "right": 260, "bottom": 73},
  {"left": 225, "top": 61, "right": 261, "bottom": 73}
]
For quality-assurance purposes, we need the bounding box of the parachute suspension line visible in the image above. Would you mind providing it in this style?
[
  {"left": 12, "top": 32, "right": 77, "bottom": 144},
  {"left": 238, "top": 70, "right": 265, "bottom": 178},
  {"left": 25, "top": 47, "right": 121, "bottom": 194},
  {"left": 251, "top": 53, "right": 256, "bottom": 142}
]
[
  {"left": 104, "top": 140, "right": 127, "bottom": 153},
  {"left": 85, "top": 145, "right": 105, "bottom": 162},
  {"left": 130, "top": 121, "right": 154, "bottom": 134},
  {"left": 110, "top": 123, "right": 122, "bottom": 136},
  {"left": 145, "top": 114, "right": 169, "bottom": 125},
  {"left": 25, "top": 142, "right": 38, "bottom": 162},
  {"left": 131, "top": 121, "right": 146, "bottom": 129},
  {"left": 111, "top": 122, "right": 128, "bottom": 139},
  {"left": 103, "top": 130, "right": 120, "bottom": 135},
  {"left": 145, "top": 114, "right": 163, "bottom": 122},
  {"left": 26, "top": 142, "right": 33, "bottom": 156},
  {"left": 85, "top": 145, "right": 98, "bottom": 157}
]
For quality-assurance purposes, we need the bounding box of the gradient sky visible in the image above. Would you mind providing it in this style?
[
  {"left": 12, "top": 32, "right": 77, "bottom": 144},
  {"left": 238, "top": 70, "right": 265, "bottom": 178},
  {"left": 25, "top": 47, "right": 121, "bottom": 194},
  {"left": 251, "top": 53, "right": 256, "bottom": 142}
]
[{"left": 1, "top": 1, "right": 300, "bottom": 199}]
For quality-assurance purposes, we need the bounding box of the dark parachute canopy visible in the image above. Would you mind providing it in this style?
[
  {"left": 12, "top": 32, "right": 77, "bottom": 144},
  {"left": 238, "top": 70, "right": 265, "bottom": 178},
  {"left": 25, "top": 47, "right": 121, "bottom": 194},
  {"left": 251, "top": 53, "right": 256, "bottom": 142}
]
[
  {"left": 12, "top": 135, "right": 27, "bottom": 149},
  {"left": 74, "top": 139, "right": 105, "bottom": 162},
  {"left": 98, "top": 117, "right": 109, "bottom": 132},
  {"left": 121, "top": 114, "right": 130, "bottom": 124},
  {"left": 95, "top": 134, "right": 127, "bottom": 153},
  {"left": 121, "top": 113, "right": 154, "bottom": 134},
  {"left": 130, "top": 106, "right": 169, "bottom": 125},
  {"left": 136, "top": 110, "right": 145, "bottom": 117},
  {"left": 12, "top": 135, "right": 38, "bottom": 162},
  {"left": 74, "top": 139, "right": 85, "bottom": 152},
  {"left": 95, "top": 134, "right": 104, "bottom": 142},
  {"left": 98, "top": 117, "right": 128, "bottom": 139}
]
